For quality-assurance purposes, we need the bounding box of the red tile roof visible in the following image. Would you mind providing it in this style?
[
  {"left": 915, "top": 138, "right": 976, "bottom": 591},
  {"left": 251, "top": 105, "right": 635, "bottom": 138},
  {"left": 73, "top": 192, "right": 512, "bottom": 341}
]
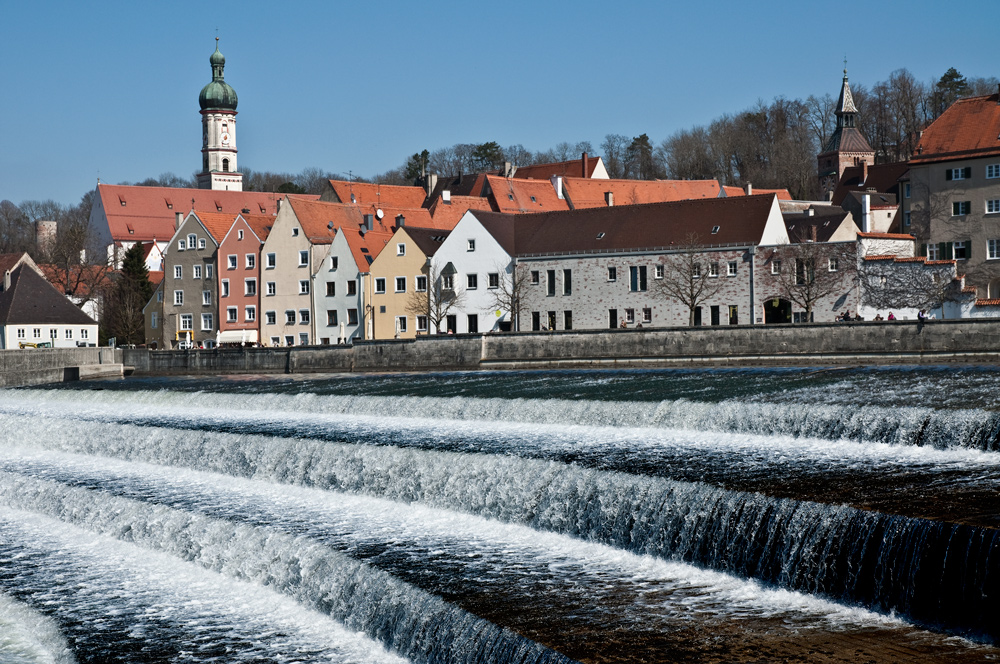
[
  {"left": 324, "top": 180, "right": 427, "bottom": 208},
  {"left": 148, "top": 270, "right": 164, "bottom": 286},
  {"left": 190, "top": 211, "right": 239, "bottom": 244},
  {"left": 725, "top": 186, "right": 793, "bottom": 200},
  {"left": 562, "top": 177, "right": 722, "bottom": 209},
  {"left": 975, "top": 298, "right": 1000, "bottom": 306},
  {"left": 857, "top": 232, "right": 914, "bottom": 239},
  {"left": 286, "top": 198, "right": 366, "bottom": 244},
  {"left": 94, "top": 184, "right": 316, "bottom": 244},
  {"left": 338, "top": 225, "right": 395, "bottom": 272},
  {"left": 427, "top": 195, "right": 493, "bottom": 228},
  {"left": 484, "top": 175, "right": 571, "bottom": 214},
  {"left": 910, "top": 93, "right": 1000, "bottom": 163},
  {"left": 513, "top": 155, "right": 602, "bottom": 180},
  {"left": 862, "top": 255, "right": 897, "bottom": 261},
  {"left": 358, "top": 203, "right": 440, "bottom": 230}
]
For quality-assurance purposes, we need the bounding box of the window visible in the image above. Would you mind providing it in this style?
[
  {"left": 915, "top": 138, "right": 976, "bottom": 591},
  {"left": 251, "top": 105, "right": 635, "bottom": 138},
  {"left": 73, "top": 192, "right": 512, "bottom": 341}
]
[
  {"left": 467, "top": 239, "right": 476, "bottom": 251},
  {"left": 300, "top": 309, "right": 312, "bottom": 324},
  {"left": 327, "top": 310, "right": 338, "bottom": 326},
  {"left": 395, "top": 277, "right": 406, "bottom": 292},
  {"left": 654, "top": 264, "right": 664, "bottom": 279},
  {"left": 488, "top": 272, "right": 499, "bottom": 289},
  {"left": 227, "top": 255, "right": 237, "bottom": 269},
  {"left": 771, "top": 260, "right": 782, "bottom": 275},
  {"left": 443, "top": 275, "right": 454, "bottom": 290},
  {"left": 727, "top": 261, "right": 737, "bottom": 276},
  {"left": 292, "top": 228, "right": 299, "bottom": 237},
  {"left": 50, "top": 329, "right": 57, "bottom": 340},
  {"left": 728, "top": 305, "right": 739, "bottom": 325},
  {"left": 321, "top": 281, "right": 332, "bottom": 296},
  {"left": 174, "top": 265, "right": 182, "bottom": 279},
  {"left": 531, "top": 270, "right": 540, "bottom": 285},
  {"left": 33, "top": 328, "right": 40, "bottom": 338},
  {"left": 150, "top": 313, "right": 158, "bottom": 329},
  {"left": 467, "top": 274, "right": 478, "bottom": 289},
  {"left": 157, "top": 291, "right": 163, "bottom": 302},
  {"left": 16, "top": 328, "right": 24, "bottom": 339},
  {"left": 927, "top": 244, "right": 941, "bottom": 260},
  {"left": 266, "top": 253, "right": 276, "bottom": 268},
  {"left": 227, "top": 307, "right": 238, "bottom": 322},
  {"left": 81, "top": 329, "right": 89, "bottom": 340},
  {"left": 904, "top": 211, "right": 911, "bottom": 226},
  {"left": 988, "top": 200, "right": 1000, "bottom": 214},
  {"left": 178, "top": 239, "right": 186, "bottom": 251},
  {"left": 795, "top": 259, "right": 814, "bottom": 285},
  {"left": 270, "top": 336, "right": 280, "bottom": 346},
  {"left": 245, "top": 306, "right": 256, "bottom": 322},
  {"left": 246, "top": 254, "right": 255, "bottom": 269},
  {"left": 396, "top": 316, "right": 408, "bottom": 333},
  {"left": 245, "top": 279, "right": 257, "bottom": 296},
  {"left": 564, "top": 311, "right": 573, "bottom": 330},
  {"left": 238, "top": 229, "right": 244, "bottom": 240},
  {"left": 286, "top": 310, "right": 296, "bottom": 325},
  {"left": 298, "top": 333, "right": 309, "bottom": 345},
  {"left": 989, "top": 239, "right": 1000, "bottom": 260},
  {"left": 285, "top": 335, "right": 295, "bottom": 346},
  {"left": 375, "top": 278, "right": 386, "bottom": 294},
  {"left": 222, "top": 158, "right": 229, "bottom": 172},
  {"left": 711, "top": 226, "right": 720, "bottom": 234},
  {"left": 221, "top": 279, "right": 230, "bottom": 297},
  {"left": 397, "top": 243, "right": 405, "bottom": 256},
  {"left": 202, "top": 290, "right": 211, "bottom": 305},
  {"left": 198, "top": 239, "right": 206, "bottom": 250},
  {"left": 955, "top": 241, "right": 969, "bottom": 260},
  {"left": 179, "top": 314, "right": 193, "bottom": 330},
  {"left": 348, "top": 309, "right": 358, "bottom": 325},
  {"left": 547, "top": 270, "right": 556, "bottom": 296},
  {"left": 904, "top": 182, "right": 912, "bottom": 197},
  {"left": 265, "top": 311, "right": 276, "bottom": 325},
  {"left": 467, "top": 314, "right": 478, "bottom": 333},
  {"left": 188, "top": 234, "right": 197, "bottom": 248},
  {"left": 330, "top": 256, "right": 338, "bottom": 270},
  {"left": 415, "top": 276, "right": 427, "bottom": 292},
  {"left": 532, "top": 311, "right": 541, "bottom": 331},
  {"left": 953, "top": 201, "right": 972, "bottom": 216},
  {"left": 417, "top": 315, "right": 428, "bottom": 332},
  {"left": 708, "top": 262, "right": 719, "bottom": 278},
  {"left": 347, "top": 281, "right": 357, "bottom": 296},
  {"left": 946, "top": 167, "right": 971, "bottom": 181},
  {"left": 828, "top": 258, "right": 839, "bottom": 272},
  {"left": 989, "top": 164, "right": 1000, "bottom": 179},
  {"left": 642, "top": 307, "right": 652, "bottom": 324},
  {"left": 173, "top": 290, "right": 183, "bottom": 305},
  {"left": 201, "top": 313, "right": 213, "bottom": 331},
  {"left": 608, "top": 266, "right": 617, "bottom": 282},
  {"left": 629, "top": 266, "right": 647, "bottom": 291},
  {"left": 299, "top": 250, "right": 309, "bottom": 266},
  {"left": 206, "top": 264, "right": 213, "bottom": 279},
  {"left": 298, "top": 280, "right": 309, "bottom": 295},
  {"left": 625, "top": 308, "right": 635, "bottom": 324},
  {"left": 692, "top": 264, "right": 701, "bottom": 278},
  {"left": 193, "top": 265, "right": 202, "bottom": 279}
]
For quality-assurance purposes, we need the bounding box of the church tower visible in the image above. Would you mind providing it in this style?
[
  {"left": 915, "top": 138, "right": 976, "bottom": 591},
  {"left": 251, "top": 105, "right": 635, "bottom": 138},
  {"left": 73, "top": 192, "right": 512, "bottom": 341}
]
[
  {"left": 196, "top": 39, "right": 242, "bottom": 191},
  {"left": 817, "top": 67, "right": 874, "bottom": 200}
]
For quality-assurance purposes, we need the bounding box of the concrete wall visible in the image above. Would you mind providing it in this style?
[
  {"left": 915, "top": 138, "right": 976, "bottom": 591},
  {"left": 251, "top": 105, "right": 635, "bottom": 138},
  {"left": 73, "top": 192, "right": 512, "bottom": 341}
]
[
  {"left": 121, "top": 319, "right": 1000, "bottom": 375},
  {"left": 0, "top": 348, "right": 121, "bottom": 387}
]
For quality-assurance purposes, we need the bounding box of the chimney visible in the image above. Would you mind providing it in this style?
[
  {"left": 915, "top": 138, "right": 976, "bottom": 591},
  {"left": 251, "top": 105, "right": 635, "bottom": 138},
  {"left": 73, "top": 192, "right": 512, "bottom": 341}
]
[
  {"left": 809, "top": 224, "right": 818, "bottom": 242},
  {"left": 860, "top": 161, "right": 868, "bottom": 185},
  {"left": 744, "top": 183, "right": 752, "bottom": 196},
  {"left": 605, "top": 191, "right": 614, "bottom": 207},
  {"left": 395, "top": 214, "right": 405, "bottom": 228},
  {"left": 551, "top": 175, "right": 564, "bottom": 199},
  {"left": 426, "top": 173, "right": 438, "bottom": 197},
  {"left": 503, "top": 161, "right": 512, "bottom": 177},
  {"left": 861, "top": 194, "right": 871, "bottom": 233},
  {"left": 442, "top": 189, "right": 451, "bottom": 204},
  {"left": 276, "top": 198, "right": 283, "bottom": 212},
  {"left": 581, "top": 152, "right": 589, "bottom": 177},
  {"left": 175, "top": 212, "right": 183, "bottom": 230}
]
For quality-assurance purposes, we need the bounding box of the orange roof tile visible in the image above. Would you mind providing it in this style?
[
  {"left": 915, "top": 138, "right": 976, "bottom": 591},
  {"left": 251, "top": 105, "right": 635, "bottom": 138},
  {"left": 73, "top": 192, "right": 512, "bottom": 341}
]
[
  {"left": 975, "top": 298, "right": 1000, "bottom": 306},
  {"left": 485, "top": 175, "right": 571, "bottom": 214},
  {"left": 338, "top": 226, "right": 394, "bottom": 272},
  {"left": 325, "top": 180, "right": 427, "bottom": 208},
  {"left": 358, "top": 203, "right": 442, "bottom": 230},
  {"left": 427, "top": 195, "right": 493, "bottom": 229},
  {"left": 94, "top": 184, "right": 317, "bottom": 244},
  {"left": 513, "top": 155, "right": 601, "bottom": 180},
  {"left": 562, "top": 177, "right": 722, "bottom": 209},
  {"left": 286, "top": 198, "right": 366, "bottom": 244},
  {"left": 910, "top": 93, "right": 1000, "bottom": 163},
  {"left": 725, "top": 186, "right": 793, "bottom": 200},
  {"left": 148, "top": 270, "right": 164, "bottom": 286},
  {"left": 857, "top": 232, "right": 915, "bottom": 239},
  {"left": 190, "top": 211, "right": 239, "bottom": 243},
  {"left": 862, "top": 255, "right": 897, "bottom": 261}
]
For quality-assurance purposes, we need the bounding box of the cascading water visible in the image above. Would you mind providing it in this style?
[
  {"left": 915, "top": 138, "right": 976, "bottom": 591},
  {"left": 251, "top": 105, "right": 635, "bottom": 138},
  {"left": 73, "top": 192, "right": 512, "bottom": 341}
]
[{"left": 1, "top": 367, "right": 998, "bottom": 662}]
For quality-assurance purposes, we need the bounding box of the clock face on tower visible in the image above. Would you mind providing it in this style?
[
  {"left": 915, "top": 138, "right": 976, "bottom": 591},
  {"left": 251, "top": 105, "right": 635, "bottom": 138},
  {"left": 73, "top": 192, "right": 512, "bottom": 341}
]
[{"left": 221, "top": 132, "right": 231, "bottom": 146}]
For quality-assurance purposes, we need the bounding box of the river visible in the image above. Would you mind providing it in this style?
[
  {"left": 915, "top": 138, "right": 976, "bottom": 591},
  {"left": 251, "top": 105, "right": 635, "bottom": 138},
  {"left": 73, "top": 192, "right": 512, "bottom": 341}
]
[{"left": 0, "top": 366, "right": 998, "bottom": 663}]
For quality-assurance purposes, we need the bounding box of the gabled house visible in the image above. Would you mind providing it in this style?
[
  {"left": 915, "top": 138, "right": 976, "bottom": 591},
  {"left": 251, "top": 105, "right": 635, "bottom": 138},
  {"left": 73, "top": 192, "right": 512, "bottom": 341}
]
[
  {"left": 216, "top": 212, "right": 273, "bottom": 345},
  {"left": 510, "top": 152, "right": 609, "bottom": 180},
  {"left": 0, "top": 259, "right": 97, "bottom": 349},
  {"left": 368, "top": 225, "right": 449, "bottom": 339}
]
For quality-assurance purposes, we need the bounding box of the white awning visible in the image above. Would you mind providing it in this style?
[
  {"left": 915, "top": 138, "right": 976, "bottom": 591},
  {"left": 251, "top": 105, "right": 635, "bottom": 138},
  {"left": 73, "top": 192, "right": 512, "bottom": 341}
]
[{"left": 217, "top": 329, "right": 258, "bottom": 343}]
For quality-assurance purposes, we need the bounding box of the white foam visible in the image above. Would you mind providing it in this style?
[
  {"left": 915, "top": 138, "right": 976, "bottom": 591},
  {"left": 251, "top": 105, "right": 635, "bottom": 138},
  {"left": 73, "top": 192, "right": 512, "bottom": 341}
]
[{"left": 0, "top": 591, "right": 75, "bottom": 664}]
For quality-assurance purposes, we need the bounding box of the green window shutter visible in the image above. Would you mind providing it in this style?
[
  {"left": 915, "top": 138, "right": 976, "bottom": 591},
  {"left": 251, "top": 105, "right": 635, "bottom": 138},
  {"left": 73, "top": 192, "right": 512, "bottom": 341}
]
[
  {"left": 920, "top": 243, "right": 926, "bottom": 257},
  {"left": 964, "top": 167, "right": 972, "bottom": 179},
  {"left": 944, "top": 242, "right": 954, "bottom": 260},
  {"left": 946, "top": 169, "right": 953, "bottom": 181}
]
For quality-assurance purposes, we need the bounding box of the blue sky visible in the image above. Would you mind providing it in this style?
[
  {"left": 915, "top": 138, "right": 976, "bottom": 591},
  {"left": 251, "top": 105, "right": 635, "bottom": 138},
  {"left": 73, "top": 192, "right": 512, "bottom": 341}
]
[{"left": 3, "top": 0, "right": 999, "bottom": 206}]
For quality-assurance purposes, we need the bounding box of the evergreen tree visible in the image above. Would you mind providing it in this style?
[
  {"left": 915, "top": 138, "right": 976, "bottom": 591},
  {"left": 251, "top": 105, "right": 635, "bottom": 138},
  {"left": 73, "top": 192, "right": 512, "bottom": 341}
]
[{"left": 104, "top": 243, "right": 153, "bottom": 345}]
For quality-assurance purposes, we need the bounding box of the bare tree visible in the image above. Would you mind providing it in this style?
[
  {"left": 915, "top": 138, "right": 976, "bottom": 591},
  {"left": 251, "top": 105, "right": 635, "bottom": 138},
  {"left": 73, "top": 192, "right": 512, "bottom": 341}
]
[
  {"left": 600, "top": 134, "right": 631, "bottom": 179},
  {"left": 652, "top": 234, "right": 729, "bottom": 326},
  {"left": 483, "top": 262, "right": 530, "bottom": 331},
  {"left": 858, "top": 257, "right": 959, "bottom": 316},
  {"left": 767, "top": 242, "right": 857, "bottom": 320},
  {"left": 406, "top": 263, "right": 465, "bottom": 334}
]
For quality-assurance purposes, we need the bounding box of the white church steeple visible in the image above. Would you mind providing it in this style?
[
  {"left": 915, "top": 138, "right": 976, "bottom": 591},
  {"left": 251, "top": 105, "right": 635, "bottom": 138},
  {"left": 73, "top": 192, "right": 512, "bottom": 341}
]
[{"left": 196, "top": 38, "right": 242, "bottom": 191}]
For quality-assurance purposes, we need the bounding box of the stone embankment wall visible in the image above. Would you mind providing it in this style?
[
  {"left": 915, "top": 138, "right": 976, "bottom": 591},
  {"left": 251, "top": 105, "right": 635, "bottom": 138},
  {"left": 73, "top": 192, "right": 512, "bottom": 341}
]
[
  {"left": 0, "top": 348, "right": 122, "bottom": 387},
  {"left": 122, "top": 319, "right": 1000, "bottom": 375}
]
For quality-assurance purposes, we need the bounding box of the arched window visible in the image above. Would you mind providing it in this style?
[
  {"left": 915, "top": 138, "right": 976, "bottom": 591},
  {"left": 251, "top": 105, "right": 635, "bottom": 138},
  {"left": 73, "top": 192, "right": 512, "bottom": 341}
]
[{"left": 222, "top": 158, "right": 230, "bottom": 172}]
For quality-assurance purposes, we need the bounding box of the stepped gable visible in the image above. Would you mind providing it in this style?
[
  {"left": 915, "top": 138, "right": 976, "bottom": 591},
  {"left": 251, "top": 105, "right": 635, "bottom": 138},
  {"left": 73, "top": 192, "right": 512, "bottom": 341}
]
[
  {"left": 401, "top": 226, "right": 450, "bottom": 258},
  {"left": 910, "top": 93, "right": 1000, "bottom": 163},
  {"left": 94, "top": 184, "right": 317, "bottom": 243},
  {"left": 475, "top": 194, "right": 780, "bottom": 256},
  {"left": 0, "top": 264, "right": 96, "bottom": 326},
  {"left": 321, "top": 180, "right": 427, "bottom": 208},
  {"left": 513, "top": 154, "right": 603, "bottom": 180},
  {"left": 484, "top": 175, "right": 570, "bottom": 214},
  {"left": 286, "top": 198, "right": 365, "bottom": 244},
  {"left": 562, "top": 177, "right": 722, "bottom": 209},
  {"left": 427, "top": 195, "right": 493, "bottom": 228}
]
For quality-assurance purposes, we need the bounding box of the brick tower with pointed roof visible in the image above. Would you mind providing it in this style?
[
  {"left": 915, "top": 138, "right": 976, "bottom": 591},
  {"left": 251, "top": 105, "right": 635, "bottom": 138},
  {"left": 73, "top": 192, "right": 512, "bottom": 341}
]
[{"left": 817, "top": 68, "right": 875, "bottom": 200}]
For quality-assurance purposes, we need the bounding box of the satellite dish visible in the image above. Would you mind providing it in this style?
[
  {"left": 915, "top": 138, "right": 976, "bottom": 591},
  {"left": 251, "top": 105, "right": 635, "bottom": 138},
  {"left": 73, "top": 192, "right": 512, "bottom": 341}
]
[{"left": 375, "top": 208, "right": 384, "bottom": 220}]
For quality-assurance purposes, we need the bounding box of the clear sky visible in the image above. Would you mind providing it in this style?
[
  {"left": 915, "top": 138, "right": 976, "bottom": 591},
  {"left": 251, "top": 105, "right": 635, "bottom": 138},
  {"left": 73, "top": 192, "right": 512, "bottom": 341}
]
[{"left": 2, "top": 0, "right": 999, "bottom": 207}]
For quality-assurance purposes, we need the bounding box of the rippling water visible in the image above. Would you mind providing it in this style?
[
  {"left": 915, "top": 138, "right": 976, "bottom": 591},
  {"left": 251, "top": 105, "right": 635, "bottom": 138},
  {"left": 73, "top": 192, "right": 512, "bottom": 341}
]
[{"left": 1, "top": 367, "right": 999, "bottom": 663}]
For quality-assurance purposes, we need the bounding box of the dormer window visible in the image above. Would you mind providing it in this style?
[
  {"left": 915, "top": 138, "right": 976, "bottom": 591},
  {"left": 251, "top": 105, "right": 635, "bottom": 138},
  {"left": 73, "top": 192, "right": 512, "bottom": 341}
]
[
  {"left": 530, "top": 196, "right": 537, "bottom": 203},
  {"left": 711, "top": 226, "right": 720, "bottom": 234},
  {"left": 596, "top": 232, "right": 605, "bottom": 239},
  {"left": 507, "top": 194, "right": 514, "bottom": 201}
]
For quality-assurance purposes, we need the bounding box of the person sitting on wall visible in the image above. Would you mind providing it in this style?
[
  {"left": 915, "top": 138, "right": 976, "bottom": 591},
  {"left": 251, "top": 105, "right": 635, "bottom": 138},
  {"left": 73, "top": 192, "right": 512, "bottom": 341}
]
[
  {"left": 854, "top": 313, "right": 864, "bottom": 321},
  {"left": 620, "top": 318, "right": 627, "bottom": 329},
  {"left": 887, "top": 312, "right": 895, "bottom": 320},
  {"left": 873, "top": 314, "right": 884, "bottom": 321}
]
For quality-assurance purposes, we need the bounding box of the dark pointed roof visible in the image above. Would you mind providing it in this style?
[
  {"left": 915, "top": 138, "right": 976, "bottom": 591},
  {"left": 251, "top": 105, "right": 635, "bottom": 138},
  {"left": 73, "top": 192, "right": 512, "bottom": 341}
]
[
  {"left": 836, "top": 71, "right": 858, "bottom": 114},
  {"left": 0, "top": 264, "right": 96, "bottom": 326},
  {"left": 820, "top": 70, "right": 874, "bottom": 156}
]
